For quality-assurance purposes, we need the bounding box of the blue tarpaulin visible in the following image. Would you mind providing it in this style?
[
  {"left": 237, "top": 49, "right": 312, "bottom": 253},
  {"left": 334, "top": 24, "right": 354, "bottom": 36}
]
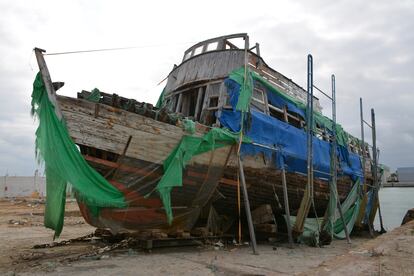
[{"left": 219, "top": 78, "right": 363, "bottom": 181}]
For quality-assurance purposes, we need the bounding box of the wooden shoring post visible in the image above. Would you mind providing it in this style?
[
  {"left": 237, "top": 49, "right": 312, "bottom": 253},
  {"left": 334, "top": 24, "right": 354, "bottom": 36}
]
[
  {"left": 238, "top": 156, "right": 258, "bottom": 255},
  {"left": 371, "top": 109, "right": 386, "bottom": 233},
  {"left": 175, "top": 93, "right": 183, "bottom": 113},
  {"left": 34, "top": 48, "right": 62, "bottom": 120},
  {"left": 105, "top": 135, "right": 133, "bottom": 179},
  {"left": 331, "top": 75, "right": 351, "bottom": 244},
  {"left": 194, "top": 87, "right": 204, "bottom": 121},
  {"left": 281, "top": 165, "right": 294, "bottom": 247},
  {"left": 293, "top": 54, "right": 313, "bottom": 234}
]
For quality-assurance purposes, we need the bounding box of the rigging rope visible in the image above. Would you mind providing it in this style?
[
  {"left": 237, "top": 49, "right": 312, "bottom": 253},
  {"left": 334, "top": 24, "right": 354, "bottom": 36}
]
[{"left": 44, "top": 41, "right": 197, "bottom": 56}]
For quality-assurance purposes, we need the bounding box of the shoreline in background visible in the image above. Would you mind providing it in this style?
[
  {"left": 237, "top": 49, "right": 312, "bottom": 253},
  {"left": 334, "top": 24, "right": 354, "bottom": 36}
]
[{"left": 374, "top": 187, "right": 414, "bottom": 231}]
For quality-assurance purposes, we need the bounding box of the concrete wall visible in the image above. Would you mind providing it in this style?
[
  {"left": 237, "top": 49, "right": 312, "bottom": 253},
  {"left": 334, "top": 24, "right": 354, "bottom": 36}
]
[
  {"left": 397, "top": 167, "right": 414, "bottom": 183},
  {"left": 0, "top": 175, "right": 46, "bottom": 197}
]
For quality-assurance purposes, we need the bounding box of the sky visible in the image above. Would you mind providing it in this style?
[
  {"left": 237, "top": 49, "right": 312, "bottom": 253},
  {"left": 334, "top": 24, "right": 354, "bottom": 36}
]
[{"left": 0, "top": 0, "right": 413, "bottom": 175}]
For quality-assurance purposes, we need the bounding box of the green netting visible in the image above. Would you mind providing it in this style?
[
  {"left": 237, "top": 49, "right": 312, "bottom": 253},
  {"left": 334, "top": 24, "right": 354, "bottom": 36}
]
[
  {"left": 182, "top": 118, "right": 196, "bottom": 134},
  {"left": 151, "top": 127, "right": 250, "bottom": 223},
  {"left": 324, "top": 178, "right": 361, "bottom": 239},
  {"left": 155, "top": 88, "right": 166, "bottom": 108},
  {"left": 86, "top": 88, "right": 101, "bottom": 103},
  {"left": 228, "top": 67, "right": 253, "bottom": 112},
  {"left": 31, "top": 73, "right": 126, "bottom": 238},
  {"left": 287, "top": 178, "right": 361, "bottom": 245}
]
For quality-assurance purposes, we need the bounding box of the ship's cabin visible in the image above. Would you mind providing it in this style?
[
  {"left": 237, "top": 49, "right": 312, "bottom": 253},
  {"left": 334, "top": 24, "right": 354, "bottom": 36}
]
[{"left": 162, "top": 33, "right": 370, "bottom": 162}]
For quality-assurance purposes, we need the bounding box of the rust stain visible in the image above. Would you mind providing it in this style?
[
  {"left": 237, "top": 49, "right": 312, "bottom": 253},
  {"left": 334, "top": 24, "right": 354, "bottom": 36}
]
[
  {"left": 106, "top": 118, "right": 115, "bottom": 128},
  {"left": 151, "top": 126, "right": 161, "bottom": 135}
]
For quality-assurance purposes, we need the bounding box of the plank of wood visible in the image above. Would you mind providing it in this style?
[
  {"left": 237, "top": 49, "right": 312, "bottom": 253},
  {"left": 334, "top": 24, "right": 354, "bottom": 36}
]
[
  {"left": 252, "top": 204, "right": 274, "bottom": 225},
  {"left": 255, "top": 224, "right": 277, "bottom": 233}
]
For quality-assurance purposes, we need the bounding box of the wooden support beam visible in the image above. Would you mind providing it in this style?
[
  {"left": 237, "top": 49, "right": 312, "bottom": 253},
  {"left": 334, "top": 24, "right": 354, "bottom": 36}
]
[
  {"left": 34, "top": 48, "right": 62, "bottom": 119},
  {"left": 252, "top": 204, "right": 274, "bottom": 225},
  {"left": 194, "top": 87, "right": 204, "bottom": 121},
  {"left": 283, "top": 106, "right": 289, "bottom": 123},
  {"left": 175, "top": 93, "right": 183, "bottom": 113},
  {"left": 281, "top": 166, "right": 294, "bottom": 247},
  {"left": 238, "top": 156, "right": 258, "bottom": 255},
  {"left": 108, "top": 135, "right": 133, "bottom": 179}
]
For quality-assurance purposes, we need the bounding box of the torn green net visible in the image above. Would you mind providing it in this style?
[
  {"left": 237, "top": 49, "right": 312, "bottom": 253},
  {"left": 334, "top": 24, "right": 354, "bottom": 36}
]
[
  {"left": 155, "top": 88, "right": 166, "bottom": 108},
  {"left": 31, "top": 73, "right": 126, "bottom": 238},
  {"left": 154, "top": 127, "right": 250, "bottom": 223},
  {"left": 287, "top": 178, "right": 361, "bottom": 245}
]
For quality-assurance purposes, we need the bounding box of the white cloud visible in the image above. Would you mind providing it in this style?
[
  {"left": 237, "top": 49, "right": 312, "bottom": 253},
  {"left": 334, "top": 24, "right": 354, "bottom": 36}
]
[{"left": 0, "top": 0, "right": 413, "bottom": 174}]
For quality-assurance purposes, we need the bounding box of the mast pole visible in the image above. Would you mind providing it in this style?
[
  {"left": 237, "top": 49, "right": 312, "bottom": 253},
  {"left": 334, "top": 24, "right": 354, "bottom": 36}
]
[
  {"left": 331, "top": 75, "right": 351, "bottom": 244},
  {"left": 33, "top": 47, "right": 62, "bottom": 119},
  {"left": 359, "top": 99, "right": 375, "bottom": 237},
  {"left": 360, "top": 98, "right": 365, "bottom": 183},
  {"left": 371, "top": 109, "right": 386, "bottom": 233},
  {"left": 293, "top": 55, "right": 314, "bottom": 235}
]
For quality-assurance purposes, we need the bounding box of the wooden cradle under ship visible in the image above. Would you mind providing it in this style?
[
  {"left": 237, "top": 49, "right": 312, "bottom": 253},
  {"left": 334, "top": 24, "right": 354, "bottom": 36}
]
[{"left": 35, "top": 33, "right": 373, "bottom": 236}]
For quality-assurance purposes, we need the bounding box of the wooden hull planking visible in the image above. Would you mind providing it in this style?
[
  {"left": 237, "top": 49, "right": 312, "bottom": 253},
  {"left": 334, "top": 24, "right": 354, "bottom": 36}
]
[{"left": 58, "top": 96, "right": 353, "bottom": 233}]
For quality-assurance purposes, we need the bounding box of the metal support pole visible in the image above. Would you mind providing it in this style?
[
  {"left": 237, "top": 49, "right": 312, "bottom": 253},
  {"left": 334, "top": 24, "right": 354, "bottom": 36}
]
[
  {"left": 331, "top": 75, "right": 351, "bottom": 244},
  {"left": 359, "top": 98, "right": 374, "bottom": 237},
  {"left": 238, "top": 157, "right": 258, "bottom": 255},
  {"left": 281, "top": 166, "right": 294, "bottom": 247},
  {"left": 371, "top": 109, "right": 386, "bottom": 233},
  {"left": 360, "top": 98, "right": 366, "bottom": 181},
  {"left": 307, "top": 55, "right": 314, "bottom": 202},
  {"left": 293, "top": 54, "right": 314, "bottom": 234}
]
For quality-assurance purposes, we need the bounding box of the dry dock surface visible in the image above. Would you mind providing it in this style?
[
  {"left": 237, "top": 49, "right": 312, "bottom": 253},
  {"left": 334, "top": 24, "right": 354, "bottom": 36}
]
[{"left": 0, "top": 198, "right": 413, "bottom": 275}]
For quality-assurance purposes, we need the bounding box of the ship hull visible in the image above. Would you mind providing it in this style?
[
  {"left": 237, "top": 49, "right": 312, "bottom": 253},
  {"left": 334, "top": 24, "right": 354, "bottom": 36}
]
[{"left": 58, "top": 96, "right": 352, "bottom": 234}]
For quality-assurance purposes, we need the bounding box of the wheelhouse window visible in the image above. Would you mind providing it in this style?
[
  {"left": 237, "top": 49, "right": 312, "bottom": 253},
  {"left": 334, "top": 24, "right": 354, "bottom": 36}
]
[{"left": 251, "top": 88, "right": 267, "bottom": 113}]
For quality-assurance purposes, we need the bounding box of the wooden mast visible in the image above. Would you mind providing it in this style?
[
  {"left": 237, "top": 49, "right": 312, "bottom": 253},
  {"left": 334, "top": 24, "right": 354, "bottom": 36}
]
[{"left": 33, "top": 47, "right": 62, "bottom": 120}]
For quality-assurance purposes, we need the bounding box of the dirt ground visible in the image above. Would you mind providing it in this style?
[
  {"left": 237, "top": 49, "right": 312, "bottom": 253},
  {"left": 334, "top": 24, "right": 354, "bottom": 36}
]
[{"left": 0, "top": 198, "right": 413, "bottom": 275}]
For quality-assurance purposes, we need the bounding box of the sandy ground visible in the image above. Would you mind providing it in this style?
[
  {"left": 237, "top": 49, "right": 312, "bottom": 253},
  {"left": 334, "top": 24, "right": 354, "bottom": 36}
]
[
  {"left": 0, "top": 198, "right": 412, "bottom": 275},
  {"left": 303, "top": 220, "right": 414, "bottom": 275}
]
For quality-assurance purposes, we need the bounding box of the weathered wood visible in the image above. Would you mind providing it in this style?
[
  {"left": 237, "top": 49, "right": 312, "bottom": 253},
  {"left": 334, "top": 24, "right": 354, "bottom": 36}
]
[
  {"left": 59, "top": 96, "right": 231, "bottom": 166},
  {"left": 34, "top": 48, "right": 63, "bottom": 119},
  {"left": 255, "top": 224, "right": 277, "bottom": 233},
  {"left": 50, "top": 34, "right": 366, "bottom": 237},
  {"left": 194, "top": 87, "right": 204, "bottom": 120},
  {"left": 166, "top": 51, "right": 245, "bottom": 93},
  {"left": 281, "top": 166, "right": 294, "bottom": 246},
  {"left": 252, "top": 204, "right": 274, "bottom": 225},
  {"left": 175, "top": 93, "right": 183, "bottom": 113}
]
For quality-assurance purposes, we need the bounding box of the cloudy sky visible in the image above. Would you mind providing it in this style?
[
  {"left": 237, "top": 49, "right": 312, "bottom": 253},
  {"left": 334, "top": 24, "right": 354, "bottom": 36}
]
[{"left": 1, "top": 0, "right": 413, "bottom": 175}]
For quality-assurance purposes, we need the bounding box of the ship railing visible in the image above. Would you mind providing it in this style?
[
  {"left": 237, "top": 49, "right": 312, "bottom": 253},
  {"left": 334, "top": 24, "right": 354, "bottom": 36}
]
[{"left": 182, "top": 33, "right": 251, "bottom": 62}]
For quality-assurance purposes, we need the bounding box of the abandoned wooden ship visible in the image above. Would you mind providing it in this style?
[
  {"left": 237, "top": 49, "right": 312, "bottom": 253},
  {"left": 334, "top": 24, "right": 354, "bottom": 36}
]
[{"left": 33, "top": 33, "right": 374, "bottom": 240}]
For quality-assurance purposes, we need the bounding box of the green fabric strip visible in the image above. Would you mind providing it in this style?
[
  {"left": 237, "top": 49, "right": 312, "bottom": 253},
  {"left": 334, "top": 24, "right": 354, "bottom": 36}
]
[
  {"left": 228, "top": 67, "right": 253, "bottom": 112},
  {"left": 287, "top": 178, "right": 362, "bottom": 245},
  {"left": 31, "top": 73, "right": 126, "bottom": 237},
  {"left": 86, "top": 88, "right": 101, "bottom": 103},
  {"left": 155, "top": 88, "right": 166, "bottom": 108}
]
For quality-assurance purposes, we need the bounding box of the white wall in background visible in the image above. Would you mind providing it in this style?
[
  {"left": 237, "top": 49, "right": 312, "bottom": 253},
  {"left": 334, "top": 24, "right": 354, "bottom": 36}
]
[{"left": 0, "top": 175, "right": 46, "bottom": 197}]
